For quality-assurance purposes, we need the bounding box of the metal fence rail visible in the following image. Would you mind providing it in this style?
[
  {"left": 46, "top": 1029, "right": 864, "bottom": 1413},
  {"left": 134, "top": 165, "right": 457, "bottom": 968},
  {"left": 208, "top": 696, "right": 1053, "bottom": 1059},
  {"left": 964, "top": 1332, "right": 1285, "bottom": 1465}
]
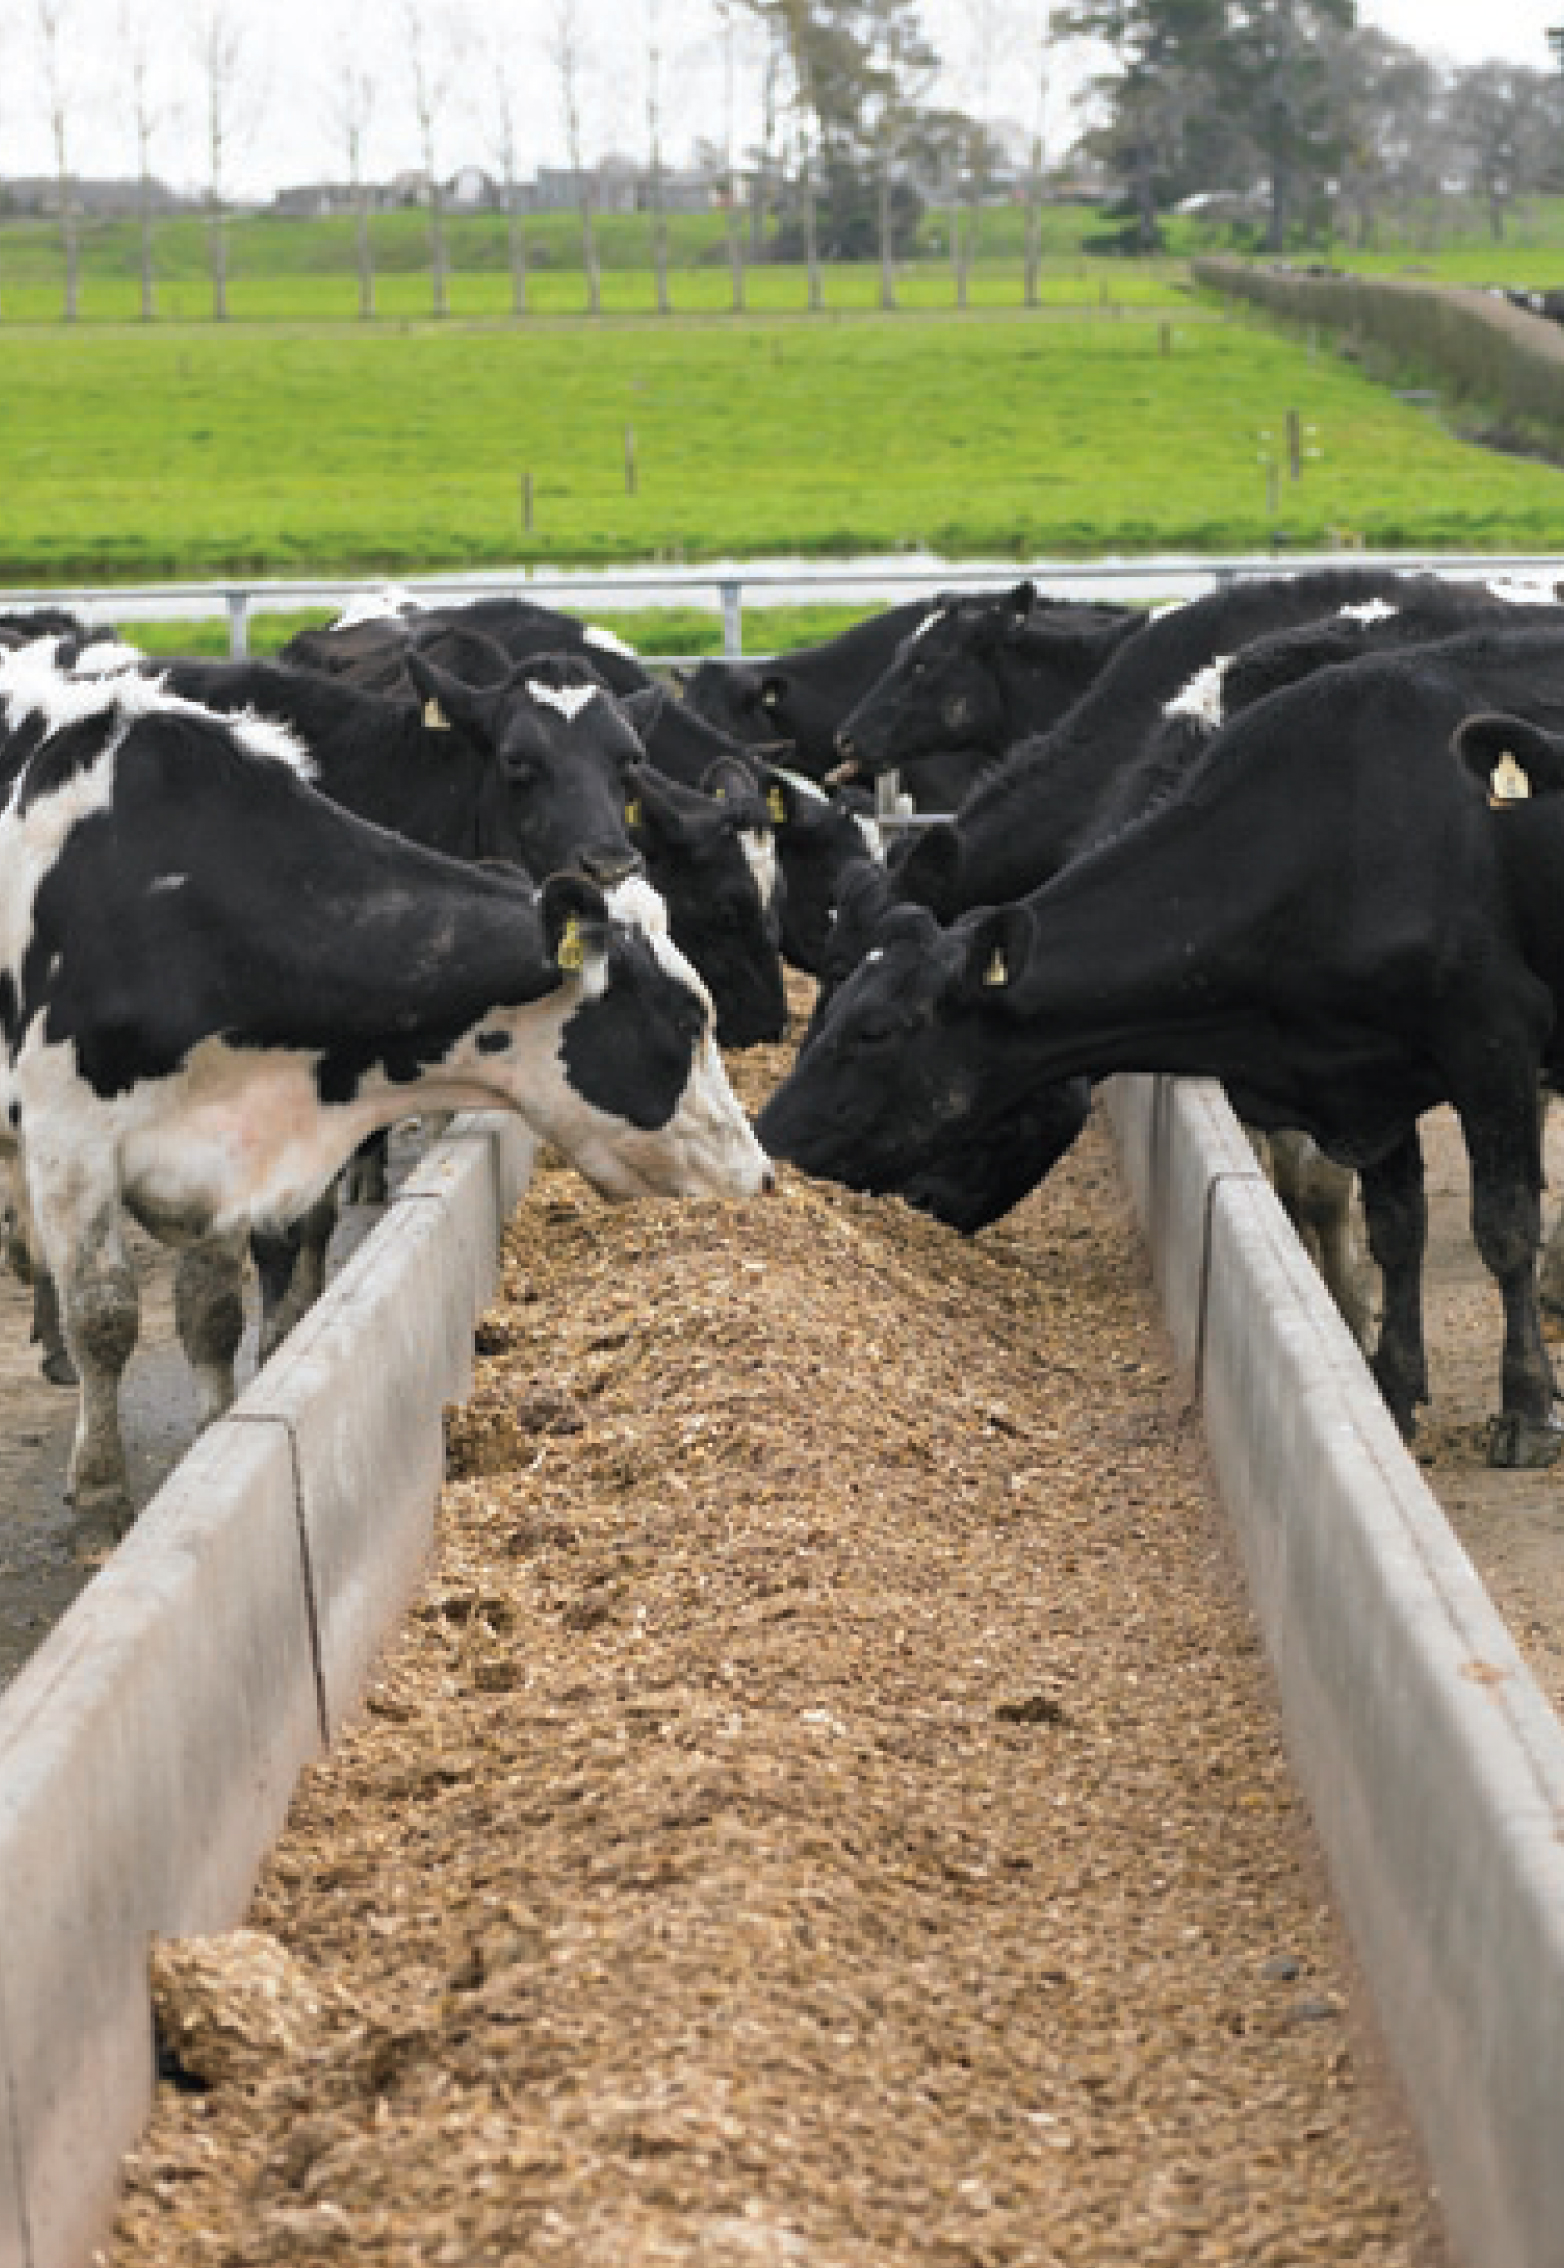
[{"left": 5, "top": 549, "right": 1564, "bottom": 661}]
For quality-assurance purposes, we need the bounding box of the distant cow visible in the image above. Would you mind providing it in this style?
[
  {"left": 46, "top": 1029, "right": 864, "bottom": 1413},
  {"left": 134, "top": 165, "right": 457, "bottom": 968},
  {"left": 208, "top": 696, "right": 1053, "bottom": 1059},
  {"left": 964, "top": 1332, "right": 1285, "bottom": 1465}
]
[
  {"left": 0, "top": 645, "right": 771, "bottom": 1538},
  {"left": 685, "top": 588, "right": 1140, "bottom": 807},
  {"left": 760, "top": 624, "right": 1564, "bottom": 1466},
  {"left": 281, "top": 591, "right": 655, "bottom": 701}
]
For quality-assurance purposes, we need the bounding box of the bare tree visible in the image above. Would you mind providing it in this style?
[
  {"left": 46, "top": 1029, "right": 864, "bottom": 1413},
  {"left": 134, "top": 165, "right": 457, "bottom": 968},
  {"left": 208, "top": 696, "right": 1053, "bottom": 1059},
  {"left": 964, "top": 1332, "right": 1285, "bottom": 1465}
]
[
  {"left": 717, "top": 1, "right": 747, "bottom": 310},
  {"left": 487, "top": 63, "right": 531, "bottom": 320},
  {"left": 551, "top": 0, "right": 601, "bottom": 315},
  {"left": 1023, "top": 4, "right": 1054, "bottom": 307},
  {"left": 325, "top": 33, "right": 378, "bottom": 320},
  {"left": 191, "top": 1, "right": 251, "bottom": 323},
  {"left": 645, "top": 0, "right": 671, "bottom": 314},
  {"left": 122, "top": 7, "right": 171, "bottom": 323},
  {"left": 404, "top": 2, "right": 456, "bottom": 318},
  {"left": 35, "top": 0, "right": 81, "bottom": 322}
]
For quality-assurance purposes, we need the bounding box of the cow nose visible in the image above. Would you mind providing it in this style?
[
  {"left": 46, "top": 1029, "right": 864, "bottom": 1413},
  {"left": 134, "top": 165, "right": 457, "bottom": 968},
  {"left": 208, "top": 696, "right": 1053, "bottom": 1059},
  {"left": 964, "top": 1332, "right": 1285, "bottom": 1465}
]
[{"left": 579, "top": 846, "right": 643, "bottom": 885}]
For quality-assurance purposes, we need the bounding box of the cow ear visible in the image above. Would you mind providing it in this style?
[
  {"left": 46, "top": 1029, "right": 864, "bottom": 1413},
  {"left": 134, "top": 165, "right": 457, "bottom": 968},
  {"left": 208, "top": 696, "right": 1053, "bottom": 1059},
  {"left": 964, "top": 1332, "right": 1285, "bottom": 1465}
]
[
  {"left": 959, "top": 904, "right": 1036, "bottom": 1005},
  {"left": 618, "top": 683, "right": 668, "bottom": 745},
  {"left": 895, "top": 822, "right": 962, "bottom": 921},
  {"left": 1005, "top": 580, "right": 1037, "bottom": 624},
  {"left": 540, "top": 871, "right": 611, "bottom": 979},
  {"left": 759, "top": 674, "right": 788, "bottom": 714},
  {"left": 405, "top": 650, "right": 492, "bottom": 740},
  {"left": 702, "top": 754, "right": 764, "bottom": 815},
  {"left": 1452, "top": 713, "right": 1564, "bottom": 803}
]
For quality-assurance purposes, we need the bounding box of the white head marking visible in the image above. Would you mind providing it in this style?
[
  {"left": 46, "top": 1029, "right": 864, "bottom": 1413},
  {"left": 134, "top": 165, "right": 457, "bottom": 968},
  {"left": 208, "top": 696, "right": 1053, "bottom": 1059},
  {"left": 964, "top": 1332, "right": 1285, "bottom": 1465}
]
[
  {"left": 527, "top": 679, "right": 598, "bottom": 724},
  {"left": 1163, "top": 655, "right": 1233, "bottom": 732},
  {"left": 583, "top": 624, "right": 639, "bottom": 660},
  {"left": 1337, "top": 599, "right": 1398, "bottom": 625}
]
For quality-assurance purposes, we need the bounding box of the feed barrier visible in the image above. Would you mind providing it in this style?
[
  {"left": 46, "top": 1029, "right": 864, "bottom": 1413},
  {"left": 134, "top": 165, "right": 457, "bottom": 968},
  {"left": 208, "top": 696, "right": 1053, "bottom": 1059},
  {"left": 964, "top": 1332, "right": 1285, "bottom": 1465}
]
[
  {"left": 1106, "top": 1073, "right": 1564, "bottom": 2268},
  {"left": 0, "top": 1115, "right": 534, "bottom": 2268}
]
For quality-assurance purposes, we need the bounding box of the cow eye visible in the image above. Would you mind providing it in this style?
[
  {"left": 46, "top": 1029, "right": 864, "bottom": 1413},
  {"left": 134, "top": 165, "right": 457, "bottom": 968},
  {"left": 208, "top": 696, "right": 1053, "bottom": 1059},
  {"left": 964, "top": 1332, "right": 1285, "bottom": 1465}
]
[{"left": 854, "top": 1013, "right": 899, "bottom": 1050}]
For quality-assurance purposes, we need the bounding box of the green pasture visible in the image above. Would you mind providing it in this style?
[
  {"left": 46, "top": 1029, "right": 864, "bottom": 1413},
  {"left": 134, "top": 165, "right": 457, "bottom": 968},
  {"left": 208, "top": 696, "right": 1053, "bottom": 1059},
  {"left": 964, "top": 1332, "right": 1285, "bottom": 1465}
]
[{"left": 5, "top": 304, "right": 1564, "bottom": 584}]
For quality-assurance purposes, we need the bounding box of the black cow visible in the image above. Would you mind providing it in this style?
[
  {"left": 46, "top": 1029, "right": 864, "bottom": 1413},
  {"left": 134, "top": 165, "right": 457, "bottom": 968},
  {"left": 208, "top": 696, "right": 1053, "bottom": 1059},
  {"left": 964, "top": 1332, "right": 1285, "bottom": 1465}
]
[
  {"left": 161, "top": 648, "right": 645, "bottom": 889},
  {"left": 881, "top": 569, "right": 1552, "bottom": 921},
  {"left": 827, "top": 581, "right": 1146, "bottom": 787},
  {"left": 625, "top": 762, "right": 788, "bottom": 1046},
  {"left": 281, "top": 591, "right": 655, "bottom": 701},
  {"left": 684, "top": 589, "right": 1139, "bottom": 808},
  {"left": 0, "top": 646, "right": 771, "bottom": 1539},
  {"left": 614, "top": 680, "right": 884, "bottom": 979},
  {"left": 761, "top": 625, "right": 1564, "bottom": 1465}
]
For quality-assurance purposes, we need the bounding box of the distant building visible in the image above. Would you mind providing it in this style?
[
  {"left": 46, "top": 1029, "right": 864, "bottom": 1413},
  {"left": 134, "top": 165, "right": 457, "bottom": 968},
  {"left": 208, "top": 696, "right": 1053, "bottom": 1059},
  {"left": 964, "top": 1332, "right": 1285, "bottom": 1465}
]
[{"left": 0, "top": 174, "right": 188, "bottom": 217}]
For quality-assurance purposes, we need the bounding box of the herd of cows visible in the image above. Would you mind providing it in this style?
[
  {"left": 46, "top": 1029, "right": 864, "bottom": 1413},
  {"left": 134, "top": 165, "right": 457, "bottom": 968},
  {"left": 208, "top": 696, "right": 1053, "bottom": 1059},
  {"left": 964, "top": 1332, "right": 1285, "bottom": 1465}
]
[{"left": 5, "top": 558, "right": 1564, "bottom": 1538}]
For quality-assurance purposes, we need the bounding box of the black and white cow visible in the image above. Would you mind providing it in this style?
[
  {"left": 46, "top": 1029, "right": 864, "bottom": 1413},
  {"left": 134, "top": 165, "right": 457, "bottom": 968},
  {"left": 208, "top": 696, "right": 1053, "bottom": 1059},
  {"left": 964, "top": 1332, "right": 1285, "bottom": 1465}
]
[
  {"left": 281, "top": 590, "right": 656, "bottom": 702},
  {"left": 0, "top": 646, "right": 771, "bottom": 1538},
  {"left": 761, "top": 624, "right": 1564, "bottom": 1464},
  {"left": 684, "top": 589, "right": 1140, "bottom": 808},
  {"left": 161, "top": 647, "right": 645, "bottom": 889},
  {"left": 625, "top": 761, "right": 788, "bottom": 1046},
  {"left": 877, "top": 569, "right": 1556, "bottom": 921}
]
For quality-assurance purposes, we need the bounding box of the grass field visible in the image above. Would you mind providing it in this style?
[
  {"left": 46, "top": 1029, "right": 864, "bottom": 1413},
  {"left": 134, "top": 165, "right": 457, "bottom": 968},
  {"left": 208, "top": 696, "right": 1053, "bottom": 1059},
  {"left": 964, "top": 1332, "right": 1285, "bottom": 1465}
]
[{"left": 6, "top": 299, "right": 1564, "bottom": 584}]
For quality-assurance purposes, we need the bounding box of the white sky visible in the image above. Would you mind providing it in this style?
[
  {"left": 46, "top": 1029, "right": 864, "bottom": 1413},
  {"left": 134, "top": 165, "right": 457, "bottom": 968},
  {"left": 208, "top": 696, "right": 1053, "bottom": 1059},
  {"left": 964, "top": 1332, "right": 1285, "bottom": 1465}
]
[{"left": 0, "top": 0, "right": 1553, "bottom": 202}]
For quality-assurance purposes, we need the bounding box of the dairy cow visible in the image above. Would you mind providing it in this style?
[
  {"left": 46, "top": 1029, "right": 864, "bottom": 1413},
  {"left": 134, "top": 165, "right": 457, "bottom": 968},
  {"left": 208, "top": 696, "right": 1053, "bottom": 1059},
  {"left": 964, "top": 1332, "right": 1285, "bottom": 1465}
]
[
  {"left": 281, "top": 591, "right": 656, "bottom": 701},
  {"left": 760, "top": 626, "right": 1564, "bottom": 1465},
  {"left": 686, "top": 589, "right": 1139, "bottom": 809},
  {"left": 0, "top": 646, "right": 771, "bottom": 1537}
]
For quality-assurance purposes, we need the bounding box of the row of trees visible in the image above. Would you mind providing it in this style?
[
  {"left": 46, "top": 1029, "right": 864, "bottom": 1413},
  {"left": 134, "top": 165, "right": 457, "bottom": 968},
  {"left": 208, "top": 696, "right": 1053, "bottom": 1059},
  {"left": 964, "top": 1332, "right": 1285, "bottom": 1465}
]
[
  {"left": 1066, "top": 0, "right": 1564, "bottom": 255},
  {"left": 4, "top": 0, "right": 1563, "bottom": 327}
]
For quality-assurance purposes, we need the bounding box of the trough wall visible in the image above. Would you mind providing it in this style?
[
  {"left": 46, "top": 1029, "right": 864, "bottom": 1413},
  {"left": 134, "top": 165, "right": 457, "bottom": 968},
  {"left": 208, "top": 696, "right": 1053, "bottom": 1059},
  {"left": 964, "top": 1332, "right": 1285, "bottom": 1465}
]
[
  {"left": 1106, "top": 1073, "right": 1564, "bottom": 2268},
  {"left": 0, "top": 1114, "right": 534, "bottom": 2268}
]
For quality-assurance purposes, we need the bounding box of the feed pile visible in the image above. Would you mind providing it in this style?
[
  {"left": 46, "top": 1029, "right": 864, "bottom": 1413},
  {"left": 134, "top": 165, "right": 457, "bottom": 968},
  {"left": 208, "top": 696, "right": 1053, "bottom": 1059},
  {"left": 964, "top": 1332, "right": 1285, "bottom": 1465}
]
[{"left": 109, "top": 1053, "right": 1442, "bottom": 2266}]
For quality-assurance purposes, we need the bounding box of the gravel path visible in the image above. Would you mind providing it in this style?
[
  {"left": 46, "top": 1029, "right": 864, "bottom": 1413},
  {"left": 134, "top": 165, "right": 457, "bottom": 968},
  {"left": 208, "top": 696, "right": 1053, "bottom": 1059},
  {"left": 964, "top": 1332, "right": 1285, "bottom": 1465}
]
[{"left": 105, "top": 1054, "right": 1447, "bottom": 2267}]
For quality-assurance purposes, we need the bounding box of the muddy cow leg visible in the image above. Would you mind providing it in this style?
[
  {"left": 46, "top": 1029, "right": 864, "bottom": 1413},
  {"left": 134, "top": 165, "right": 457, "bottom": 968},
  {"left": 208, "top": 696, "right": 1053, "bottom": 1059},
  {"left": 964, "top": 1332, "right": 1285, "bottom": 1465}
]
[
  {"left": 252, "top": 1184, "right": 339, "bottom": 1363},
  {"left": 1266, "top": 1130, "right": 1376, "bottom": 1354},
  {"left": 29, "top": 1174, "right": 141, "bottom": 1540},
  {"left": 1459, "top": 1091, "right": 1561, "bottom": 1469},
  {"left": 31, "top": 1266, "right": 78, "bottom": 1386},
  {"left": 173, "top": 1235, "right": 247, "bottom": 1426},
  {"left": 1358, "top": 1127, "right": 1428, "bottom": 1440}
]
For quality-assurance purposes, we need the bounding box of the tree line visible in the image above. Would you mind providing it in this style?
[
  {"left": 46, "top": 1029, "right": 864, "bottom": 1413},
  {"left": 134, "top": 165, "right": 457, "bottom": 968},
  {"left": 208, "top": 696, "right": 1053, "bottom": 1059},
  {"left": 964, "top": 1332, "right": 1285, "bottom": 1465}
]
[{"left": 2, "top": 0, "right": 1561, "bottom": 327}]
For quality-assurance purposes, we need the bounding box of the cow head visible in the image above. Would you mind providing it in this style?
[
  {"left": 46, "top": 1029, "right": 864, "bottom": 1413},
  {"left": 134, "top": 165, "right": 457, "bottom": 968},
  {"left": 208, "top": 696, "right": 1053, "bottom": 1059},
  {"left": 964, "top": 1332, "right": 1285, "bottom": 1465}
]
[
  {"left": 523, "top": 870, "right": 775, "bottom": 1202},
  {"left": 405, "top": 648, "right": 643, "bottom": 887},
  {"left": 625, "top": 761, "right": 789, "bottom": 1048},
  {"left": 757, "top": 895, "right": 1043, "bottom": 1201},
  {"left": 758, "top": 766, "right": 883, "bottom": 977},
  {"left": 830, "top": 585, "right": 1136, "bottom": 782}
]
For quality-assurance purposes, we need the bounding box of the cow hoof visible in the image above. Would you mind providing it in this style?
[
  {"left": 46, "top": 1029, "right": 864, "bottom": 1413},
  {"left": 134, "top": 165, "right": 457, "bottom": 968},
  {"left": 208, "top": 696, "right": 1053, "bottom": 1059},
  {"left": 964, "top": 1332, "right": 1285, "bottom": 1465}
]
[
  {"left": 68, "top": 1488, "right": 134, "bottom": 1556},
  {"left": 41, "top": 1347, "right": 78, "bottom": 1387},
  {"left": 1486, "top": 1409, "right": 1564, "bottom": 1470}
]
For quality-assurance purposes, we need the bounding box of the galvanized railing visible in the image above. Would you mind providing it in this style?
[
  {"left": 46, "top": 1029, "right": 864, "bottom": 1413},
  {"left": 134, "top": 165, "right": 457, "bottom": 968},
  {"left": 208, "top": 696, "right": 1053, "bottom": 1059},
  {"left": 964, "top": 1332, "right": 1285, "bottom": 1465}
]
[{"left": 5, "top": 549, "right": 1564, "bottom": 662}]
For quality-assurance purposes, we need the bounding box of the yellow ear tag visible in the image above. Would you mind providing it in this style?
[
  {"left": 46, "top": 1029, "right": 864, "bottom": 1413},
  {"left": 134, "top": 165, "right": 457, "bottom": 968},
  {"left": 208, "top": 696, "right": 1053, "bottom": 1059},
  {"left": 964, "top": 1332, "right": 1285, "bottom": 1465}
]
[
  {"left": 556, "top": 915, "right": 586, "bottom": 972},
  {"left": 767, "top": 785, "right": 788, "bottom": 825},
  {"left": 983, "top": 948, "right": 1009, "bottom": 988},
  {"left": 625, "top": 798, "right": 641, "bottom": 828},
  {"left": 1489, "top": 752, "right": 1531, "bottom": 807},
  {"left": 423, "top": 696, "right": 451, "bottom": 731}
]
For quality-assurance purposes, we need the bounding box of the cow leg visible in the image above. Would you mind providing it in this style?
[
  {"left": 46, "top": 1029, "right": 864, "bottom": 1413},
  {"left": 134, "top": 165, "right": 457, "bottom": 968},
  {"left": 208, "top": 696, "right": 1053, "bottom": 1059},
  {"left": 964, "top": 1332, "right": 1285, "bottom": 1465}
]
[
  {"left": 173, "top": 1235, "right": 247, "bottom": 1427},
  {"left": 342, "top": 1132, "right": 389, "bottom": 1206},
  {"left": 1459, "top": 1105, "right": 1562, "bottom": 1469},
  {"left": 1266, "top": 1130, "right": 1376, "bottom": 1354},
  {"left": 31, "top": 1267, "right": 78, "bottom": 1386},
  {"left": 1358, "top": 1129, "right": 1428, "bottom": 1438},
  {"left": 32, "top": 1183, "right": 141, "bottom": 1539},
  {"left": 252, "top": 1184, "right": 339, "bottom": 1363}
]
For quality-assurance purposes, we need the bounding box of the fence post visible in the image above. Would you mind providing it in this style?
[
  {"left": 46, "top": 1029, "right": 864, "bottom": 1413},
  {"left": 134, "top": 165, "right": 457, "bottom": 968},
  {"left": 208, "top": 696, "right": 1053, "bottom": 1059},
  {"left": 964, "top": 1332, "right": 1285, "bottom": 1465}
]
[
  {"left": 225, "top": 591, "right": 250, "bottom": 658},
  {"left": 720, "top": 578, "right": 744, "bottom": 658}
]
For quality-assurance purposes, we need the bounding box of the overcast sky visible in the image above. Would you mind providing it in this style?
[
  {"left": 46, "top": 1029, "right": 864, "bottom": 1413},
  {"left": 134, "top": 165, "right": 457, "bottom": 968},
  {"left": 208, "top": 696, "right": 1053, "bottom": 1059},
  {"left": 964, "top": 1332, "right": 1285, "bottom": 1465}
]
[{"left": 0, "top": 0, "right": 1553, "bottom": 201}]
